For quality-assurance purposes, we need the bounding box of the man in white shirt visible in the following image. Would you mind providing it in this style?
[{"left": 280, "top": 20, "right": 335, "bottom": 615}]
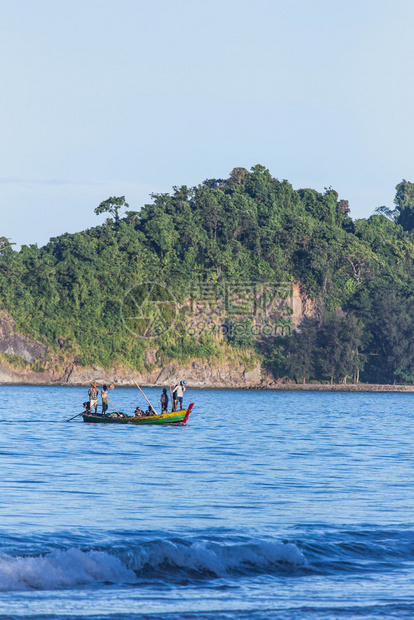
[{"left": 173, "top": 381, "right": 186, "bottom": 411}]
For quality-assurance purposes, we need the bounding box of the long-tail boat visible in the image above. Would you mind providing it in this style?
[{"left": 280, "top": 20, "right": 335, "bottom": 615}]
[{"left": 82, "top": 403, "right": 194, "bottom": 425}]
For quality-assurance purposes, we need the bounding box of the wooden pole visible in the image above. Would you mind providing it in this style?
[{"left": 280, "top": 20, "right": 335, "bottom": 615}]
[
  {"left": 132, "top": 379, "right": 158, "bottom": 415},
  {"left": 67, "top": 412, "right": 84, "bottom": 422},
  {"left": 168, "top": 375, "right": 174, "bottom": 412}
]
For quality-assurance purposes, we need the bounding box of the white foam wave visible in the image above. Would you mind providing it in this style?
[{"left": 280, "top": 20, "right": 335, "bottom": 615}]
[
  {"left": 0, "top": 539, "right": 306, "bottom": 591},
  {"left": 129, "top": 539, "right": 307, "bottom": 576},
  {"left": 0, "top": 548, "right": 137, "bottom": 591}
]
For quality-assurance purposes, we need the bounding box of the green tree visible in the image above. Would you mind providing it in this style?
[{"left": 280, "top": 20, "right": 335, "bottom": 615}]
[
  {"left": 394, "top": 180, "right": 414, "bottom": 231},
  {"left": 367, "top": 286, "right": 414, "bottom": 383},
  {"left": 95, "top": 196, "right": 129, "bottom": 222},
  {"left": 375, "top": 180, "right": 414, "bottom": 231},
  {"left": 284, "top": 318, "right": 318, "bottom": 383},
  {"left": 0, "top": 237, "right": 14, "bottom": 255},
  {"left": 316, "top": 312, "right": 364, "bottom": 384}
]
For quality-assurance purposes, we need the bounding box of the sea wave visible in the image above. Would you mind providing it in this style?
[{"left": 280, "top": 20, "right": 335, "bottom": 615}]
[
  {"left": 0, "top": 547, "right": 137, "bottom": 591},
  {"left": 2, "top": 528, "right": 414, "bottom": 592},
  {"left": 299, "top": 527, "right": 414, "bottom": 574},
  {"left": 0, "top": 538, "right": 306, "bottom": 591},
  {"left": 125, "top": 538, "right": 307, "bottom": 577}
]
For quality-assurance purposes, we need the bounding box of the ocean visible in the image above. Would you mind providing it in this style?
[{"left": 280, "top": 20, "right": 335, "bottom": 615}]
[{"left": 0, "top": 385, "right": 413, "bottom": 619}]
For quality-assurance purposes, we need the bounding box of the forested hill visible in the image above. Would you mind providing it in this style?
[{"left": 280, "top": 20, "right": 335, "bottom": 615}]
[{"left": 1, "top": 164, "right": 414, "bottom": 385}]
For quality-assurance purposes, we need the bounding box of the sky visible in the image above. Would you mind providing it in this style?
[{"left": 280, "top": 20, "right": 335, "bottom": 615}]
[{"left": 1, "top": 0, "right": 414, "bottom": 248}]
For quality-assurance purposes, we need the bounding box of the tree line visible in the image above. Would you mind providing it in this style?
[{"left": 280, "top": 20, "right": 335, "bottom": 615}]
[{"left": 1, "top": 166, "right": 414, "bottom": 383}]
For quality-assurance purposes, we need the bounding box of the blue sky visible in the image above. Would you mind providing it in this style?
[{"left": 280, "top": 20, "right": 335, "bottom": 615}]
[{"left": 2, "top": 0, "right": 414, "bottom": 248}]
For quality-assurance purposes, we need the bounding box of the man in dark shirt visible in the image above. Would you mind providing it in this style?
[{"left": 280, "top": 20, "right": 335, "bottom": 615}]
[
  {"left": 88, "top": 383, "right": 98, "bottom": 414},
  {"left": 160, "top": 388, "right": 169, "bottom": 413}
]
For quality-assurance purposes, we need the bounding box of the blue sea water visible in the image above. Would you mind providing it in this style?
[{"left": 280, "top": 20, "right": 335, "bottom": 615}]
[{"left": 0, "top": 386, "right": 414, "bottom": 619}]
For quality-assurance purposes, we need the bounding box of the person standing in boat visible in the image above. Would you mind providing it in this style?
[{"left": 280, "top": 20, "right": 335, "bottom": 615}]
[
  {"left": 88, "top": 382, "right": 99, "bottom": 414},
  {"left": 172, "top": 385, "right": 177, "bottom": 411},
  {"left": 173, "top": 381, "right": 186, "bottom": 411},
  {"left": 160, "top": 388, "right": 169, "bottom": 413},
  {"left": 101, "top": 383, "right": 114, "bottom": 415}
]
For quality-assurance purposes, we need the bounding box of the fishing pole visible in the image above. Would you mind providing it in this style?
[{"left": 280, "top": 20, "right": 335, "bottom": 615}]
[{"left": 132, "top": 380, "right": 158, "bottom": 415}]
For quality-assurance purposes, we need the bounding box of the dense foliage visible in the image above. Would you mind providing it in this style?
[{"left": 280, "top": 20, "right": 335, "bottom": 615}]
[{"left": 1, "top": 166, "right": 414, "bottom": 383}]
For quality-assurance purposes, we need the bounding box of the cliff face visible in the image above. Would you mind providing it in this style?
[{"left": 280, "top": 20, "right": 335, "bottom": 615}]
[
  {"left": 0, "top": 288, "right": 307, "bottom": 388},
  {"left": 0, "top": 312, "right": 46, "bottom": 362},
  {"left": 0, "top": 358, "right": 265, "bottom": 388},
  {"left": 0, "top": 284, "right": 314, "bottom": 388},
  {"left": 65, "top": 360, "right": 264, "bottom": 389},
  {"left": 0, "top": 310, "right": 268, "bottom": 387}
]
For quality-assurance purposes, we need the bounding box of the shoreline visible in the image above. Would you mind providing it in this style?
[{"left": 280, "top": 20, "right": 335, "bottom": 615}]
[
  {"left": 0, "top": 379, "right": 413, "bottom": 392},
  {"left": 263, "top": 383, "right": 414, "bottom": 392}
]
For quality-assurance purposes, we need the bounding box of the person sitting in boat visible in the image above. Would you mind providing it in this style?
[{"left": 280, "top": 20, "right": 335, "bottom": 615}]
[
  {"left": 88, "top": 383, "right": 99, "bottom": 414},
  {"left": 83, "top": 401, "right": 91, "bottom": 415},
  {"left": 134, "top": 406, "right": 143, "bottom": 417},
  {"left": 101, "top": 383, "right": 114, "bottom": 415},
  {"left": 160, "top": 388, "right": 168, "bottom": 413},
  {"left": 110, "top": 411, "right": 126, "bottom": 418},
  {"left": 145, "top": 406, "right": 156, "bottom": 416}
]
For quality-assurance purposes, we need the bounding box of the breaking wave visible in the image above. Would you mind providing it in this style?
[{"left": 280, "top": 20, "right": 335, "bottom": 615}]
[
  {"left": 0, "top": 547, "right": 137, "bottom": 591},
  {"left": 2, "top": 528, "right": 412, "bottom": 592},
  {"left": 0, "top": 537, "right": 306, "bottom": 591}
]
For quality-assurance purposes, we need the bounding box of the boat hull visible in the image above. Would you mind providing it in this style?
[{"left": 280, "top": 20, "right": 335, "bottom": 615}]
[{"left": 82, "top": 403, "right": 193, "bottom": 425}]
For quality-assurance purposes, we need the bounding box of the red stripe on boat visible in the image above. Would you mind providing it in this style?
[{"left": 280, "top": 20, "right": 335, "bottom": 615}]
[{"left": 182, "top": 403, "right": 194, "bottom": 425}]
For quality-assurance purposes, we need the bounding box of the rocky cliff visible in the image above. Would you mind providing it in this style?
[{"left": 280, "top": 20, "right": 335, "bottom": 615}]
[
  {"left": 0, "top": 310, "right": 267, "bottom": 387},
  {"left": 0, "top": 287, "right": 317, "bottom": 388},
  {"left": 0, "top": 312, "right": 46, "bottom": 362}
]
